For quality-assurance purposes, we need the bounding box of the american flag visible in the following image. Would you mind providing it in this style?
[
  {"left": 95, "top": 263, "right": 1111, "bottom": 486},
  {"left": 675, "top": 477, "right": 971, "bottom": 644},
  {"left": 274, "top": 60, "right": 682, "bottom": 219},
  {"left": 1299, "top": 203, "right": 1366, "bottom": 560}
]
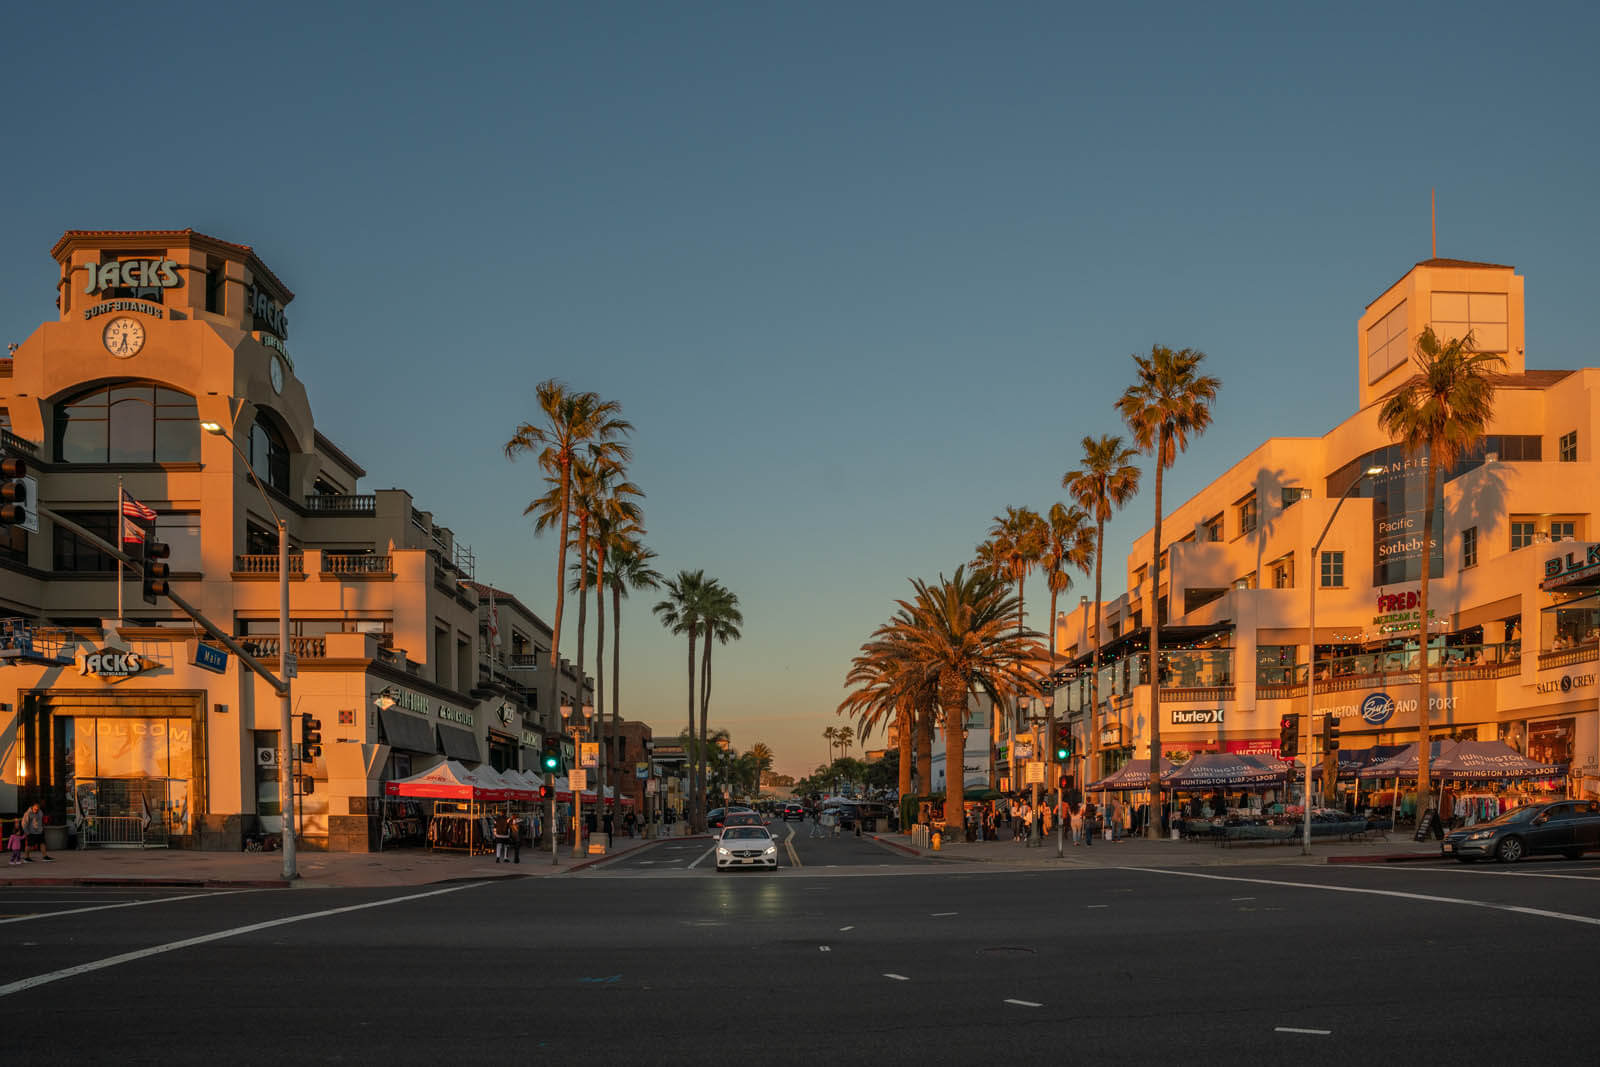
[{"left": 121, "top": 490, "right": 156, "bottom": 544}]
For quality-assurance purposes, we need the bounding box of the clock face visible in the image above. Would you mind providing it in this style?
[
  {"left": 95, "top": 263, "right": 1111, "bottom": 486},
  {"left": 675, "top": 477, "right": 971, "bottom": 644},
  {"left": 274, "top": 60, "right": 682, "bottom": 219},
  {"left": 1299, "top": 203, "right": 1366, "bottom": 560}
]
[
  {"left": 269, "top": 355, "right": 285, "bottom": 393},
  {"left": 103, "top": 316, "right": 146, "bottom": 358}
]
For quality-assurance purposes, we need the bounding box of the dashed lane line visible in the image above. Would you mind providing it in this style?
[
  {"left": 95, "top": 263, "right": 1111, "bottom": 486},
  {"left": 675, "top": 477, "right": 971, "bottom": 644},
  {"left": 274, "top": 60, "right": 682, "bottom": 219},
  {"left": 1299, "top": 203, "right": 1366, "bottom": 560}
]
[
  {"left": 1119, "top": 867, "right": 1600, "bottom": 928},
  {"left": 930, "top": 911, "right": 958, "bottom": 917},
  {"left": 839, "top": 925, "right": 855, "bottom": 932},
  {"left": 0, "top": 882, "right": 488, "bottom": 1000},
  {"left": 1275, "top": 1027, "right": 1332, "bottom": 1035},
  {"left": 1005, "top": 999, "right": 1042, "bottom": 1008},
  {"left": 884, "top": 973, "right": 909, "bottom": 981}
]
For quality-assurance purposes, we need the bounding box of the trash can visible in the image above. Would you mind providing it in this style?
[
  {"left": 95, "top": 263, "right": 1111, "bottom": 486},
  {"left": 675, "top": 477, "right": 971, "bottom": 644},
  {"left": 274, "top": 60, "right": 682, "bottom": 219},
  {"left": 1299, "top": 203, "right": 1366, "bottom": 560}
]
[{"left": 44, "top": 824, "right": 68, "bottom": 852}]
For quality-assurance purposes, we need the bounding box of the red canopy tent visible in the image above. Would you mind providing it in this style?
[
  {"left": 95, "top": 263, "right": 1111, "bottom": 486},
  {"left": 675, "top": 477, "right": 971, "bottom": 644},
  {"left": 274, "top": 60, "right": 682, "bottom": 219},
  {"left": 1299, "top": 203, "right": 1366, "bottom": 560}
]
[{"left": 384, "top": 759, "right": 505, "bottom": 801}]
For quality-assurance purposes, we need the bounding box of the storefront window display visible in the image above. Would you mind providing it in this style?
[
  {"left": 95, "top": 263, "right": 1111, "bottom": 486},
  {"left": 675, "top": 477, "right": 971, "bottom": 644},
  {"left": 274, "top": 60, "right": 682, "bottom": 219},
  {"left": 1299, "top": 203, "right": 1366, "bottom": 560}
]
[
  {"left": 63, "top": 715, "right": 194, "bottom": 834},
  {"left": 1527, "top": 718, "right": 1575, "bottom": 768}
]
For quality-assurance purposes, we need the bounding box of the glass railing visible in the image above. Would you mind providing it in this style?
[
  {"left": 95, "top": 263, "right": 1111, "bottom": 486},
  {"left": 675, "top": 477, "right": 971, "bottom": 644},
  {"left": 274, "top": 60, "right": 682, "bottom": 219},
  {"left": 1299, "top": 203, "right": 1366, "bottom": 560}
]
[
  {"left": 1315, "top": 642, "right": 1520, "bottom": 681},
  {"left": 1157, "top": 649, "right": 1233, "bottom": 688}
]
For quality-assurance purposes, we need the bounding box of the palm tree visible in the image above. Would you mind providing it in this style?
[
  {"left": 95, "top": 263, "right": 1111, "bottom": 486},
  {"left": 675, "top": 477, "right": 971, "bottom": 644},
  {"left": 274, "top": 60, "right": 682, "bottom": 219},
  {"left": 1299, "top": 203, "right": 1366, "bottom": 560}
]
[
  {"left": 1039, "top": 502, "right": 1094, "bottom": 807},
  {"left": 750, "top": 741, "right": 774, "bottom": 786},
  {"left": 582, "top": 469, "right": 644, "bottom": 806},
  {"left": 1378, "top": 327, "right": 1502, "bottom": 819},
  {"left": 606, "top": 541, "right": 661, "bottom": 775},
  {"left": 697, "top": 580, "right": 744, "bottom": 822},
  {"left": 870, "top": 567, "right": 1045, "bottom": 836},
  {"left": 835, "top": 725, "right": 855, "bottom": 759},
  {"left": 977, "top": 507, "right": 1046, "bottom": 788},
  {"left": 839, "top": 635, "right": 933, "bottom": 803},
  {"left": 655, "top": 571, "right": 712, "bottom": 827},
  {"left": 1117, "top": 347, "right": 1220, "bottom": 837},
  {"left": 1063, "top": 435, "right": 1142, "bottom": 796},
  {"left": 506, "top": 382, "right": 632, "bottom": 731},
  {"left": 822, "top": 725, "right": 839, "bottom": 768}
]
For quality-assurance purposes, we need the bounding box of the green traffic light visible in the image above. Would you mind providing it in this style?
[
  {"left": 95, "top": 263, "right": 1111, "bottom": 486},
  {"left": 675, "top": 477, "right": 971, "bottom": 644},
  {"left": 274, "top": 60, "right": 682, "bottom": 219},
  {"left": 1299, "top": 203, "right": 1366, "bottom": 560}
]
[{"left": 1055, "top": 746, "right": 1070, "bottom": 760}]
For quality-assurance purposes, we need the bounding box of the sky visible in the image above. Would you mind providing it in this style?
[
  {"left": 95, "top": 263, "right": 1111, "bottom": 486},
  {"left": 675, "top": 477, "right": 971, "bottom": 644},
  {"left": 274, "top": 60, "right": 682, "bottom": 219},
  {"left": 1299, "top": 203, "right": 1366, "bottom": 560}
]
[{"left": 3, "top": 2, "right": 1597, "bottom": 778}]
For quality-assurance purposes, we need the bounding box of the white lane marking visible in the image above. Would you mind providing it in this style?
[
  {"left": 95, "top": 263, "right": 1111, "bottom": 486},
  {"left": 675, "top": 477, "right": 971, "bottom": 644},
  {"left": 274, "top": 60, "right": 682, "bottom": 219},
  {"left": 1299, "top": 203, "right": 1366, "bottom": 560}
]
[
  {"left": 1118, "top": 867, "right": 1600, "bottom": 928},
  {"left": 0, "top": 890, "right": 252, "bottom": 927},
  {"left": 839, "top": 925, "right": 855, "bottom": 932},
  {"left": 1275, "top": 1027, "right": 1332, "bottom": 1035},
  {"left": 819, "top": 946, "right": 830, "bottom": 952},
  {"left": 0, "top": 881, "right": 487, "bottom": 1000},
  {"left": 884, "top": 973, "right": 909, "bottom": 981},
  {"left": 931, "top": 911, "right": 958, "bottom": 917},
  {"left": 1231, "top": 896, "right": 1255, "bottom": 901},
  {"left": 1085, "top": 905, "right": 1109, "bottom": 909},
  {"left": 686, "top": 847, "right": 716, "bottom": 870},
  {"left": 1005, "top": 999, "right": 1042, "bottom": 1007},
  {"left": 1346, "top": 865, "right": 1600, "bottom": 883}
]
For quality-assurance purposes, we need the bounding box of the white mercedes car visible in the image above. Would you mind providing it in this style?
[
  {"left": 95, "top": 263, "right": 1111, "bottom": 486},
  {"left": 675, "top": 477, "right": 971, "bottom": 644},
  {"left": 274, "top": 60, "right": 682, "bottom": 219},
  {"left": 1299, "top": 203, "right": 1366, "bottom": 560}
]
[{"left": 715, "top": 825, "right": 779, "bottom": 871}]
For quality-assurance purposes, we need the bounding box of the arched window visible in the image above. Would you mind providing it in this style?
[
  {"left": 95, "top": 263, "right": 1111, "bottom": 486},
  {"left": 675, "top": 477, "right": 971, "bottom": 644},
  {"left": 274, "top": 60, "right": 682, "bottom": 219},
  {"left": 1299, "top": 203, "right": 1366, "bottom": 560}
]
[
  {"left": 248, "top": 411, "right": 290, "bottom": 494},
  {"left": 54, "top": 382, "right": 199, "bottom": 464}
]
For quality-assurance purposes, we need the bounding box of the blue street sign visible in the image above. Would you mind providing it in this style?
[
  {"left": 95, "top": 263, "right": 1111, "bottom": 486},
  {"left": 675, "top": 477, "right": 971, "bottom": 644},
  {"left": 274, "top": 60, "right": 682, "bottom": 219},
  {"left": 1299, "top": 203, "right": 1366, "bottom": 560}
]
[{"left": 192, "top": 640, "right": 229, "bottom": 675}]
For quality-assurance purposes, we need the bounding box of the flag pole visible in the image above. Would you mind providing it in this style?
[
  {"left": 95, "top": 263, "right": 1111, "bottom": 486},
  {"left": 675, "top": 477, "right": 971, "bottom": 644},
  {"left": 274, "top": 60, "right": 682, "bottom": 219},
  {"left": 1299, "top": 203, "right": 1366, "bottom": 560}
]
[{"left": 116, "top": 477, "right": 124, "bottom": 624}]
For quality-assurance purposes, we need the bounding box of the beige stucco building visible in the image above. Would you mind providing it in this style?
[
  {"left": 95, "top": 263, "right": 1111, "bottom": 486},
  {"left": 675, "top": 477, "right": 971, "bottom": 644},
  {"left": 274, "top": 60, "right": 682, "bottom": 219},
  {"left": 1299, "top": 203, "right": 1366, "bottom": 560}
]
[
  {"left": 1054, "top": 258, "right": 1599, "bottom": 797},
  {"left": 0, "top": 229, "right": 590, "bottom": 850}
]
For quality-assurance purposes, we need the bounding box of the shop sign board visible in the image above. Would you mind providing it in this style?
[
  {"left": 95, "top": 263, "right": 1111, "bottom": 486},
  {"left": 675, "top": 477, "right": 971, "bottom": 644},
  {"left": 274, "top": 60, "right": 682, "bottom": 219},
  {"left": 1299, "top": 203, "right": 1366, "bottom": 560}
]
[
  {"left": 1535, "top": 672, "right": 1595, "bottom": 695},
  {"left": 1100, "top": 723, "right": 1126, "bottom": 747},
  {"left": 1542, "top": 544, "right": 1600, "bottom": 590},
  {"left": 436, "top": 705, "right": 473, "bottom": 727},
  {"left": 520, "top": 729, "right": 541, "bottom": 748},
  {"left": 84, "top": 259, "right": 182, "bottom": 293},
  {"left": 636, "top": 761, "right": 649, "bottom": 779},
  {"left": 1371, "top": 587, "right": 1439, "bottom": 635},
  {"left": 580, "top": 742, "right": 598, "bottom": 768},
  {"left": 1314, "top": 686, "right": 1471, "bottom": 726},
  {"left": 645, "top": 778, "right": 658, "bottom": 794},
  {"left": 78, "top": 647, "right": 154, "bottom": 679},
  {"left": 190, "top": 640, "right": 229, "bottom": 675},
  {"left": 1014, "top": 741, "right": 1034, "bottom": 760},
  {"left": 1170, "top": 708, "right": 1222, "bottom": 725}
]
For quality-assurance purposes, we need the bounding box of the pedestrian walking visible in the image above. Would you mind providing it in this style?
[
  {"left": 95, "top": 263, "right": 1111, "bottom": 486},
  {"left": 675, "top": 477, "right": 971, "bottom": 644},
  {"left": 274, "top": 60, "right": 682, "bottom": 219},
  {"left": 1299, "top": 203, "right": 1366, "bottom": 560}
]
[
  {"left": 809, "top": 809, "right": 825, "bottom": 838},
  {"left": 7, "top": 824, "right": 23, "bottom": 865},
  {"left": 21, "top": 802, "right": 51, "bottom": 862},
  {"left": 508, "top": 814, "right": 522, "bottom": 863},
  {"left": 1084, "top": 799, "right": 1096, "bottom": 846}
]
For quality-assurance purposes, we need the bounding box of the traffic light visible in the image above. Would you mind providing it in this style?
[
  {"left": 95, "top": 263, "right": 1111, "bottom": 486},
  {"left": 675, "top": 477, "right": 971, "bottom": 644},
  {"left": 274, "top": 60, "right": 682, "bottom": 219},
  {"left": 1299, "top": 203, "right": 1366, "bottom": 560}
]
[
  {"left": 1324, "top": 716, "right": 1341, "bottom": 752},
  {"left": 300, "top": 713, "right": 323, "bottom": 759},
  {"left": 141, "top": 540, "right": 171, "bottom": 604},
  {"left": 1054, "top": 723, "right": 1073, "bottom": 761},
  {"left": 540, "top": 738, "right": 561, "bottom": 775},
  {"left": 298, "top": 775, "right": 315, "bottom": 796},
  {"left": 0, "top": 457, "right": 28, "bottom": 526},
  {"left": 539, "top": 784, "right": 552, "bottom": 801},
  {"left": 1279, "top": 714, "right": 1299, "bottom": 759}
]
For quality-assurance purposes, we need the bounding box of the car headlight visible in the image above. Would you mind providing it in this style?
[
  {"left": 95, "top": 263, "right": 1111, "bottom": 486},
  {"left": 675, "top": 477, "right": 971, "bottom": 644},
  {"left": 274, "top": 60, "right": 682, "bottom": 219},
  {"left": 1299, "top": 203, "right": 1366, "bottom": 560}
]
[
  {"left": 764, "top": 844, "right": 777, "bottom": 853},
  {"left": 717, "top": 846, "right": 730, "bottom": 855},
  {"left": 1466, "top": 830, "right": 1494, "bottom": 841}
]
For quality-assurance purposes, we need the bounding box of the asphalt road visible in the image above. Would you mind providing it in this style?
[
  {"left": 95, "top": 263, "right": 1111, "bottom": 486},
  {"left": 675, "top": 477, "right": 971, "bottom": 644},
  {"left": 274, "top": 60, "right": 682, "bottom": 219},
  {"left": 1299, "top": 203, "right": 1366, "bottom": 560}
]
[
  {"left": 4, "top": 856, "right": 1599, "bottom": 1064},
  {"left": 603, "top": 815, "right": 922, "bottom": 873}
]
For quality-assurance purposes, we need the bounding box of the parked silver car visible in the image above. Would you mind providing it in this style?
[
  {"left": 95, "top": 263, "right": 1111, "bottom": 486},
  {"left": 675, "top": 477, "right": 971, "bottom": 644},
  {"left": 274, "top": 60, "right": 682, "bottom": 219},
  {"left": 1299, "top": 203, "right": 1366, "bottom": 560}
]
[
  {"left": 1442, "top": 799, "right": 1600, "bottom": 863},
  {"left": 715, "top": 825, "right": 778, "bottom": 871}
]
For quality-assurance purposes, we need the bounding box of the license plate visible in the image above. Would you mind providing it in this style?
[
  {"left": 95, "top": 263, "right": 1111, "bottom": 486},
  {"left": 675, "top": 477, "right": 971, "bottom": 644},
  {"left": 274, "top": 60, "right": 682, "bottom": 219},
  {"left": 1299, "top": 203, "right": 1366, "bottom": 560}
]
[{"left": 1442, "top": 843, "right": 1454, "bottom": 853}]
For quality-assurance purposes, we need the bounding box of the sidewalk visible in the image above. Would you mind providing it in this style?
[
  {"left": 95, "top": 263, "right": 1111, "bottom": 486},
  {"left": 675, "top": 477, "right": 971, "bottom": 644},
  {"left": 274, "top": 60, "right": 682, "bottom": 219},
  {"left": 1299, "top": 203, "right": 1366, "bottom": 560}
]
[
  {"left": 872, "top": 830, "right": 1446, "bottom": 868},
  {"left": 0, "top": 833, "right": 668, "bottom": 889}
]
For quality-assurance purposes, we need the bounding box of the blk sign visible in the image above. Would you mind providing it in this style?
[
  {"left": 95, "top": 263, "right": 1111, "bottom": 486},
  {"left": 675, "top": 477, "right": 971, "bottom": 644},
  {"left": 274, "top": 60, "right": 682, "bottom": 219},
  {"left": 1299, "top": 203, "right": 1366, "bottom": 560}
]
[{"left": 1543, "top": 545, "right": 1600, "bottom": 589}]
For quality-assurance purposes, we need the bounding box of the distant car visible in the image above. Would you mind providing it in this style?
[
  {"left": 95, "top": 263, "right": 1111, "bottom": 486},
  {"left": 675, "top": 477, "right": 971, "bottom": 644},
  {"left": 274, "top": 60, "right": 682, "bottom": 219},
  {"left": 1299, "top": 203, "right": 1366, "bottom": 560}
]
[
  {"left": 722, "top": 812, "right": 764, "bottom": 829},
  {"left": 780, "top": 802, "right": 805, "bottom": 821},
  {"left": 715, "top": 825, "right": 778, "bottom": 870},
  {"left": 1442, "top": 799, "right": 1600, "bottom": 863}
]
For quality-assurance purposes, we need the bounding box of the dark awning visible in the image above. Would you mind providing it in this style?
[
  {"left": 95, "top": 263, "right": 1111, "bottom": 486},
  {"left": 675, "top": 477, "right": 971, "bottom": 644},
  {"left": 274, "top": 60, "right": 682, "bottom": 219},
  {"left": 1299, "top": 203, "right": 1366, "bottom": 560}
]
[
  {"left": 439, "top": 723, "right": 481, "bottom": 763},
  {"left": 379, "top": 707, "right": 438, "bottom": 755}
]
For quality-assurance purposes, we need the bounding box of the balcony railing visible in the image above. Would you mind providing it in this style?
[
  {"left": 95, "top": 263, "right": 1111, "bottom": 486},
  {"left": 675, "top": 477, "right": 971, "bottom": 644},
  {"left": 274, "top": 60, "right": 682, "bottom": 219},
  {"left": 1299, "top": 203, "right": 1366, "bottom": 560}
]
[
  {"left": 322, "top": 553, "right": 393, "bottom": 576},
  {"left": 239, "top": 635, "right": 327, "bottom": 659},
  {"left": 1312, "top": 642, "right": 1522, "bottom": 692},
  {"left": 1, "top": 427, "right": 36, "bottom": 454},
  {"left": 234, "top": 554, "right": 305, "bottom": 575},
  {"left": 1538, "top": 640, "right": 1597, "bottom": 671},
  {"left": 305, "top": 494, "right": 377, "bottom": 515},
  {"left": 509, "top": 653, "right": 540, "bottom": 670}
]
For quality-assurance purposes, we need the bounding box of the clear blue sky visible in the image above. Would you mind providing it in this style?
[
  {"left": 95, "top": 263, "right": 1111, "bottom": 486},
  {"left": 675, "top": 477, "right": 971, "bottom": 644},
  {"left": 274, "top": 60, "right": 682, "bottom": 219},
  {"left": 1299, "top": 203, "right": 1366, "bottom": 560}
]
[{"left": 4, "top": 2, "right": 1596, "bottom": 777}]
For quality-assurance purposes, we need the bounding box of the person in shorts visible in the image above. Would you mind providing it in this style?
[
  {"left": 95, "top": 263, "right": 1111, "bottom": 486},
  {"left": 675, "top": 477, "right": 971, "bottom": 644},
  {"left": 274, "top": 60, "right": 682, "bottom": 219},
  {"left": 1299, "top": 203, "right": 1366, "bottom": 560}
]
[{"left": 22, "top": 803, "right": 52, "bottom": 861}]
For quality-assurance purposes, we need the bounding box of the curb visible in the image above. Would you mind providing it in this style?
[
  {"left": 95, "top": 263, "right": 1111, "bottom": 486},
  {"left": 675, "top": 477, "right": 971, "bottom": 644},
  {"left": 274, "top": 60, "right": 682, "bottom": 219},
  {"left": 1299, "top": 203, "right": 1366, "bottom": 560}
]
[
  {"left": 869, "top": 834, "right": 924, "bottom": 858},
  {"left": 0, "top": 877, "right": 291, "bottom": 889},
  {"left": 1326, "top": 852, "right": 1443, "bottom": 865}
]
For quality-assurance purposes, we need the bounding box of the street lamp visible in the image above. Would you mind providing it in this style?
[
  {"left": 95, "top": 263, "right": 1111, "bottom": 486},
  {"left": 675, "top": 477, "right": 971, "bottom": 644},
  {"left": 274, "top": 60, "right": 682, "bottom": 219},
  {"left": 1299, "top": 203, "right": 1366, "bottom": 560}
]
[
  {"left": 202, "top": 419, "right": 297, "bottom": 881},
  {"left": 1302, "top": 466, "right": 1385, "bottom": 855},
  {"left": 561, "top": 703, "right": 594, "bottom": 857}
]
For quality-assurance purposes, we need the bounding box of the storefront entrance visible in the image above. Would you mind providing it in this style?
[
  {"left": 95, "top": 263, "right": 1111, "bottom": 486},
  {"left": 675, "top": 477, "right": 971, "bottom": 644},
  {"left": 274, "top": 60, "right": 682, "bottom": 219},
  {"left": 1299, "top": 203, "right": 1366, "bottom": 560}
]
[{"left": 20, "top": 690, "right": 205, "bottom": 845}]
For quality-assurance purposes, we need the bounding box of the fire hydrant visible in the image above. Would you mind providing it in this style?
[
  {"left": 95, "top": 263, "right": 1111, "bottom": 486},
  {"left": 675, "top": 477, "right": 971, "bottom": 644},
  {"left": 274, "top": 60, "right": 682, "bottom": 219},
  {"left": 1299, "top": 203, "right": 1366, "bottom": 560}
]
[{"left": 931, "top": 831, "right": 942, "bottom": 851}]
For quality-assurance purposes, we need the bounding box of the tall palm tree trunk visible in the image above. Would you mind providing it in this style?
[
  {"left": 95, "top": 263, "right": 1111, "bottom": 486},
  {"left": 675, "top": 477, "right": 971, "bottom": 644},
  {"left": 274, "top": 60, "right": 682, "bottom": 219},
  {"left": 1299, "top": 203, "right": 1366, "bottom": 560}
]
[
  {"left": 1146, "top": 445, "right": 1166, "bottom": 838},
  {"left": 1090, "top": 518, "right": 1105, "bottom": 802},
  {"left": 549, "top": 467, "right": 573, "bottom": 736},
  {"left": 941, "top": 673, "right": 967, "bottom": 843},
  {"left": 699, "top": 628, "right": 714, "bottom": 827},
  {"left": 573, "top": 516, "right": 590, "bottom": 720},
  {"left": 594, "top": 542, "right": 608, "bottom": 813},
  {"left": 685, "top": 631, "right": 698, "bottom": 827},
  {"left": 916, "top": 706, "right": 935, "bottom": 798},
  {"left": 611, "top": 581, "right": 623, "bottom": 794},
  {"left": 1046, "top": 582, "right": 1059, "bottom": 845},
  {"left": 1415, "top": 459, "right": 1437, "bottom": 819},
  {"left": 897, "top": 706, "right": 913, "bottom": 803}
]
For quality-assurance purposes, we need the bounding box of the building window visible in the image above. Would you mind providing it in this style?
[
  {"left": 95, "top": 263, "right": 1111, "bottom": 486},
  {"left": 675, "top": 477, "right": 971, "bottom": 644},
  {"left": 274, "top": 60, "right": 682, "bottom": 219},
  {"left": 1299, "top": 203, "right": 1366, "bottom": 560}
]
[
  {"left": 1202, "top": 514, "right": 1223, "bottom": 542},
  {"left": 1134, "top": 564, "right": 1148, "bottom": 588},
  {"left": 1280, "top": 487, "right": 1311, "bottom": 509},
  {"left": 53, "top": 512, "right": 119, "bottom": 572},
  {"left": 1461, "top": 527, "right": 1477, "bottom": 569},
  {"left": 54, "top": 382, "right": 200, "bottom": 464},
  {"left": 1511, "top": 521, "right": 1536, "bottom": 550},
  {"left": 1237, "top": 495, "right": 1258, "bottom": 536},
  {"left": 1320, "top": 551, "right": 1345, "bottom": 588},
  {"left": 1269, "top": 554, "right": 1294, "bottom": 589},
  {"left": 156, "top": 513, "right": 202, "bottom": 573},
  {"left": 1551, "top": 520, "right": 1577, "bottom": 542},
  {"left": 1559, "top": 431, "right": 1577, "bottom": 463},
  {"left": 248, "top": 413, "right": 291, "bottom": 495},
  {"left": 1233, "top": 572, "right": 1257, "bottom": 591}
]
